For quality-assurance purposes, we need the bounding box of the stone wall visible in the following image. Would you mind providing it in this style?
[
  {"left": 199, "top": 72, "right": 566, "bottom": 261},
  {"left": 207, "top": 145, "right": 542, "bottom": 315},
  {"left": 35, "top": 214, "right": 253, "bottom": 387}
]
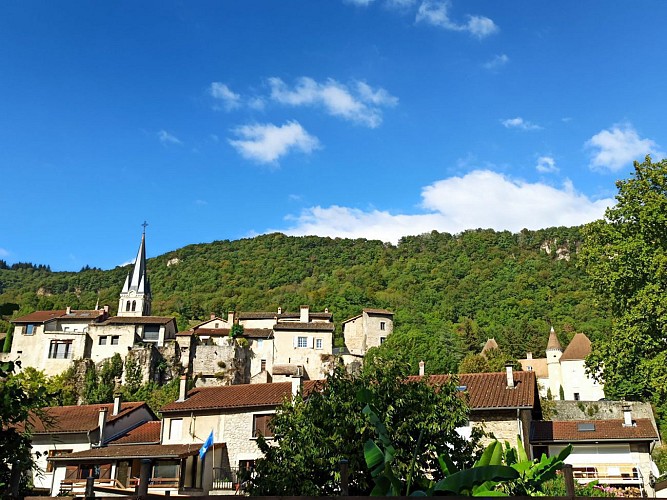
[
  {"left": 548, "top": 400, "right": 655, "bottom": 421},
  {"left": 192, "top": 338, "right": 250, "bottom": 387}
]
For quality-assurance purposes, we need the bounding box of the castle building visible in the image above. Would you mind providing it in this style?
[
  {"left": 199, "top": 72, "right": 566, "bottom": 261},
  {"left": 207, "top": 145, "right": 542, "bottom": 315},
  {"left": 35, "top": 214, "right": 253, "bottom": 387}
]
[{"left": 519, "top": 327, "right": 605, "bottom": 401}]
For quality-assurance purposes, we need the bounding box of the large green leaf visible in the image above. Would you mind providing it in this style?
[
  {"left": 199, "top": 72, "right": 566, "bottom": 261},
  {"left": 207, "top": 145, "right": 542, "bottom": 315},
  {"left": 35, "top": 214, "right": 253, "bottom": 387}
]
[{"left": 432, "top": 465, "right": 519, "bottom": 495}]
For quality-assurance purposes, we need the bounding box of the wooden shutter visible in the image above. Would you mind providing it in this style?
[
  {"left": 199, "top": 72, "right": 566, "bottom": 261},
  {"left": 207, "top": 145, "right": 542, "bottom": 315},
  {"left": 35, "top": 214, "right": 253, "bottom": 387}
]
[
  {"left": 65, "top": 466, "right": 78, "bottom": 479},
  {"left": 99, "top": 464, "right": 112, "bottom": 479}
]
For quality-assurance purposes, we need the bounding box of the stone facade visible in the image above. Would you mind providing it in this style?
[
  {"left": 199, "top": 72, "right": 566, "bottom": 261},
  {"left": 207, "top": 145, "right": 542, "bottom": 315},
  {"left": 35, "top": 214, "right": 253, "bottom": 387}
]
[{"left": 342, "top": 308, "right": 394, "bottom": 357}]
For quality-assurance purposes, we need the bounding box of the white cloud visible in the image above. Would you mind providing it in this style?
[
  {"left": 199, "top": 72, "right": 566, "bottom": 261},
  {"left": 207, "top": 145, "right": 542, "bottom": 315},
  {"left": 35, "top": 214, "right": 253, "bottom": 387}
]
[
  {"left": 228, "top": 121, "right": 320, "bottom": 164},
  {"left": 501, "top": 117, "right": 541, "bottom": 130},
  {"left": 194, "top": 199, "right": 208, "bottom": 206},
  {"left": 483, "top": 54, "right": 509, "bottom": 70},
  {"left": 586, "top": 123, "right": 664, "bottom": 172},
  {"left": 274, "top": 170, "right": 613, "bottom": 242},
  {"left": 536, "top": 156, "right": 558, "bottom": 174},
  {"left": 210, "top": 82, "right": 241, "bottom": 110},
  {"left": 158, "top": 130, "right": 182, "bottom": 145},
  {"left": 416, "top": 1, "right": 498, "bottom": 38},
  {"left": 269, "top": 77, "right": 397, "bottom": 128},
  {"left": 0, "top": 247, "right": 9, "bottom": 258},
  {"left": 345, "top": 0, "right": 375, "bottom": 4}
]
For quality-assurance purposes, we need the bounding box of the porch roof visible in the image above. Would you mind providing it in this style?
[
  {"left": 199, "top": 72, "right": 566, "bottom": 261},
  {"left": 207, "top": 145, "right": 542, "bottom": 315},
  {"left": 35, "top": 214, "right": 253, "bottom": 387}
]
[{"left": 48, "top": 443, "right": 224, "bottom": 462}]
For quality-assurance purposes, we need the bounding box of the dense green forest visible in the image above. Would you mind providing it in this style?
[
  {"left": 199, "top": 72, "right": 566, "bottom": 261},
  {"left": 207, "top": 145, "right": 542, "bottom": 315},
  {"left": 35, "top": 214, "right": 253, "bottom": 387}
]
[{"left": 0, "top": 226, "right": 609, "bottom": 372}]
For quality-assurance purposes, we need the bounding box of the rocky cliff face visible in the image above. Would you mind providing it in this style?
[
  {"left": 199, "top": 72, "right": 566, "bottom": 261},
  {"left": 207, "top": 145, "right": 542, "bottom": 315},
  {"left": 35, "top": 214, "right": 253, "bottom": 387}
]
[{"left": 540, "top": 239, "right": 577, "bottom": 261}]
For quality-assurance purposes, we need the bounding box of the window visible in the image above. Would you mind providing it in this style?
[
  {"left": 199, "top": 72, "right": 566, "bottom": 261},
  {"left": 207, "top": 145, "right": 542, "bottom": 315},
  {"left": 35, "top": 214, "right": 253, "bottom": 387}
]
[
  {"left": 214, "top": 322, "right": 219, "bottom": 328},
  {"left": 315, "top": 338, "right": 323, "bottom": 349},
  {"left": 574, "top": 392, "right": 581, "bottom": 401},
  {"left": 260, "top": 359, "right": 266, "bottom": 371},
  {"left": 257, "top": 339, "right": 264, "bottom": 348},
  {"left": 380, "top": 321, "right": 386, "bottom": 331},
  {"left": 253, "top": 414, "right": 274, "bottom": 438},
  {"left": 131, "top": 300, "right": 136, "bottom": 312},
  {"left": 25, "top": 324, "right": 34, "bottom": 335},
  {"left": 153, "top": 460, "right": 179, "bottom": 478},
  {"left": 48, "top": 340, "right": 72, "bottom": 359},
  {"left": 168, "top": 418, "right": 183, "bottom": 440},
  {"left": 380, "top": 336, "right": 387, "bottom": 345},
  {"left": 46, "top": 449, "right": 72, "bottom": 472},
  {"left": 143, "top": 325, "right": 160, "bottom": 341},
  {"left": 126, "top": 301, "right": 131, "bottom": 312},
  {"left": 99, "top": 336, "right": 107, "bottom": 345},
  {"left": 297, "top": 336, "right": 307, "bottom": 348},
  {"left": 111, "top": 336, "right": 120, "bottom": 345}
]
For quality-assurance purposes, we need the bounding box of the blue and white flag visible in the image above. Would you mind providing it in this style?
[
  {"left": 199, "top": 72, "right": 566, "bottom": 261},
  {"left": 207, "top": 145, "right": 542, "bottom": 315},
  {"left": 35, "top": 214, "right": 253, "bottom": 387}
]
[{"left": 199, "top": 430, "right": 214, "bottom": 460}]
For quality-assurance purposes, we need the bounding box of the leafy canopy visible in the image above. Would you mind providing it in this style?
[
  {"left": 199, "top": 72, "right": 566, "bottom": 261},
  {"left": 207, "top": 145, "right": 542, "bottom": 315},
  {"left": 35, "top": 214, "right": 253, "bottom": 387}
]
[
  {"left": 247, "top": 358, "right": 482, "bottom": 496},
  {"left": 581, "top": 156, "right": 667, "bottom": 430}
]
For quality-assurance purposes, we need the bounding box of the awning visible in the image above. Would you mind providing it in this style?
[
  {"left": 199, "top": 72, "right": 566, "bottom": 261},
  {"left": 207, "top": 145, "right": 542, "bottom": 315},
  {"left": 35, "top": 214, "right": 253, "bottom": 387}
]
[{"left": 48, "top": 443, "right": 225, "bottom": 462}]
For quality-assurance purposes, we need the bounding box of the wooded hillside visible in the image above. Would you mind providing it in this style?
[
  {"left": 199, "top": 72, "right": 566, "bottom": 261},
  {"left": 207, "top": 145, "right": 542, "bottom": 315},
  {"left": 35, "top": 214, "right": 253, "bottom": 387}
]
[{"left": 0, "top": 227, "right": 609, "bottom": 373}]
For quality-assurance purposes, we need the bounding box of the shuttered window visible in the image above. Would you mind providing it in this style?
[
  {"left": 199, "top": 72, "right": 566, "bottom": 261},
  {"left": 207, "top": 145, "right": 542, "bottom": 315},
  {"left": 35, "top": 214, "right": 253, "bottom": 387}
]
[{"left": 253, "top": 414, "right": 274, "bottom": 438}]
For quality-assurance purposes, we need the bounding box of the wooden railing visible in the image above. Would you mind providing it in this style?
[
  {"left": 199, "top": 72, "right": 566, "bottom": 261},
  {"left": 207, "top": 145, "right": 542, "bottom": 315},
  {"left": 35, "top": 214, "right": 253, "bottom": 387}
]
[
  {"left": 58, "top": 478, "right": 125, "bottom": 494},
  {"left": 572, "top": 464, "right": 642, "bottom": 484},
  {"left": 128, "top": 476, "right": 180, "bottom": 489}
]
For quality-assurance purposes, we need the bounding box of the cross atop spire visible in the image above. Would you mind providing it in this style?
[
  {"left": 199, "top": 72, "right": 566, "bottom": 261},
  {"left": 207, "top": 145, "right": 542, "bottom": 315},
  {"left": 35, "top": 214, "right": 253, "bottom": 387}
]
[{"left": 142, "top": 221, "right": 148, "bottom": 235}]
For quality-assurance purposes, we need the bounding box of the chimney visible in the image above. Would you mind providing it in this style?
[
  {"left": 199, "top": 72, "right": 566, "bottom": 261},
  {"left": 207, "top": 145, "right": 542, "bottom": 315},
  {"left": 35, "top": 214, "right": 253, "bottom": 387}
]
[
  {"left": 66, "top": 306, "right": 71, "bottom": 315},
  {"left": 622, "top": 404, "right": 634, "bottom": 426},
  {"left": 291, "top": 375, "right": 303, "bottom": 398},
  {"left": 526, "top": 352, "right": 533, "bottom": 360},
  {"left": 419, "top": 360, "right": 425, "bottom": 377},
  {"left": 112, "top": 393, "right": 121, "bottom": 416},
  {"left": 277, "top": 307, "right": 282, "bottom": 315},
  {"left": 505, "top": 363, "right": 515, "bottom": 388},
  {"left": 210, "top": 313, "right": 216, "bottom": 320},
  {"left": 324, "top": 307, "right": 329, "bottom": 314},
  {"left": 178, "top": 375, "right": 188, "bottom": 402},
  {"left": 300, "top": 305, "right": 309, "bottom": 323},
  {"left": 98, "top": 407, "right": 108, "bottom": 446},
  {"left": 227, "top": 311, "right": 235, "bottom": 325}
]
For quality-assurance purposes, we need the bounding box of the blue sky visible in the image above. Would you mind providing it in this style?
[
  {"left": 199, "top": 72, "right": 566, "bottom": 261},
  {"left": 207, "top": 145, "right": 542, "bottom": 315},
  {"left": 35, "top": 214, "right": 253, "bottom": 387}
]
[{"left": 1, "top": 1, "right": 666, "bottom": 271}]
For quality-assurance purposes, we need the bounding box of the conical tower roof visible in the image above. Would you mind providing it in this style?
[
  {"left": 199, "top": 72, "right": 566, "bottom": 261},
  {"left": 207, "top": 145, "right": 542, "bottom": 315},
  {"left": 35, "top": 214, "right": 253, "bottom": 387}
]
[
  {"left": 561, "top": 333, "right": 592, "bottom": 361},
  {"left": 546, "top": 326, "right": 562, "bottom": 351},
  {"left": 481, "top": 338, "right": 499, "bottom": 356},
  {"left": 122, "top": 231, "right": 151, "bottom": 296}
]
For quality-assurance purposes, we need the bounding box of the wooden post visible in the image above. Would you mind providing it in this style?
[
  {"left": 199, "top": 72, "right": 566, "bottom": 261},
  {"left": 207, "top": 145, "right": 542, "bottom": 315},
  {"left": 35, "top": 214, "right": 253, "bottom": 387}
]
[
  {"left": 138, "top": 459, "right": 152, "bottom": 497},
  {"left": 563, "top": 464, "right": 575, "bottom": 499},
  {"left": 85, "top": 476, "right": 95, "bottom": 499},
  {"left": 339, "top": 458, "right": 349, "bottom": 496}
]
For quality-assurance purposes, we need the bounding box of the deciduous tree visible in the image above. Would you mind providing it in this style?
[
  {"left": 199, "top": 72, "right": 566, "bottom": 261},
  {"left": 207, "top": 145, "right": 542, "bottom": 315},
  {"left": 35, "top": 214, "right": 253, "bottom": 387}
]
[{"left": 581, "top": 156, "right": 667, "bottom": 428}]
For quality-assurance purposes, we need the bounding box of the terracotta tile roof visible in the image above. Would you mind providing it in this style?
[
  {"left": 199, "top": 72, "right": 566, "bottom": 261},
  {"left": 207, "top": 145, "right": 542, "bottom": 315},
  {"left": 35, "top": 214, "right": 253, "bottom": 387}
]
[
  {"left": 273, "top": 322, "right": 335, "bottom": 332},
  {"left": 531, "top": 419, "right": 659, "bottom": 443},
  {"left": 48, "top": 443, "right": 212, "bottom": 461},
  {"left": 272, "top": 364, "right": 303, "bottom": 376},
  {"left": 25, "top": 402, "right": 148, "bottom": 434},
  {"left": 98, "top": 316, "right": 176, "bottom": 326},
  {"left": 177, "top": 328, "right": 273, "bottom": 339},
  {"left": 518, "top": 357, "right": 549, "bottom": 378},
  {"left": 12, "top": 309, "right": 105, "bottom": 323},
  {"left": 560, "top": 333, "right": 592, "bottom": 361},
  {"left": 407, "top": 371, "right": 537, "bottom": 410},
  {"left": 109, "top": 421, "right": 161, "bottom": 445},
  {"left": 161, "top": 380, "right": 321, "bottom": 413},
  {"left": 363, "top": 308, "right": 394, "bottom": 315},
  {"left": 238, "top": 311, "right": 333, "bottom": 321}
]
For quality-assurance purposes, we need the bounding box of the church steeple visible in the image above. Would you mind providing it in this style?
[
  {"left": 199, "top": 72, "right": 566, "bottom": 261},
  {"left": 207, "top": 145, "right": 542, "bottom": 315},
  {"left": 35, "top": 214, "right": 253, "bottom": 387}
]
[{"left": 118, "top": 224, "right": 152, "bottom": 317}]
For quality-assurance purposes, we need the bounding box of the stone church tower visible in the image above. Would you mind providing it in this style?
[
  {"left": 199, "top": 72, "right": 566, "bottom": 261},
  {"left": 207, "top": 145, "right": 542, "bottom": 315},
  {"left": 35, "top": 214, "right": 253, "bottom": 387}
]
[{"left": 118, "top": 228, "right": 152, "bottom": 317}]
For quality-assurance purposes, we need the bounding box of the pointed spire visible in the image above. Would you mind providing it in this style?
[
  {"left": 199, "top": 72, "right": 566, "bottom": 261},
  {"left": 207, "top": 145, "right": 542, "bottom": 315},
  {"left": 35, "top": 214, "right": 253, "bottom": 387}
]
[
  {"left": 546, "top": 326, "right": 562, "bottom": 351},
  {"left": 118, "top": 225, "right": 152, "bottom": 316}
]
